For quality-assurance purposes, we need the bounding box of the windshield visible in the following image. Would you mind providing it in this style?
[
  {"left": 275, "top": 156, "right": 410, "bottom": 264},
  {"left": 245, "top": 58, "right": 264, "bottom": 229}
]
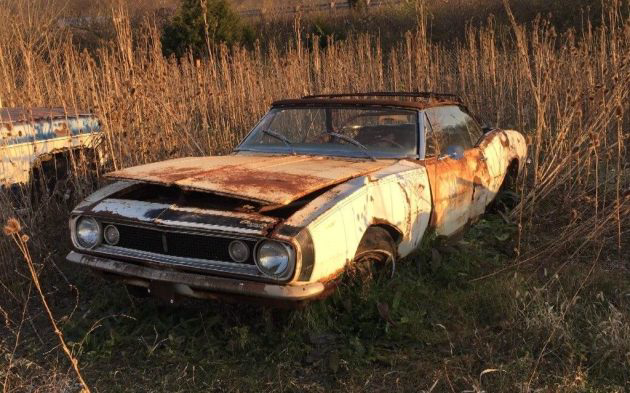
[{"left": 237, "top": 106, "right": 418, "bottom": 158}]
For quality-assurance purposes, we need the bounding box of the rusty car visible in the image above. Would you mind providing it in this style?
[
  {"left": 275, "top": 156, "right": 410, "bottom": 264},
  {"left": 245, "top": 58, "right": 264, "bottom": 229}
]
[
  {"left": 1, "top": 107, "right": 103, "bottom": 199},
  {"left": 66, "top": 92, "right": 527, "bottom": 305}
]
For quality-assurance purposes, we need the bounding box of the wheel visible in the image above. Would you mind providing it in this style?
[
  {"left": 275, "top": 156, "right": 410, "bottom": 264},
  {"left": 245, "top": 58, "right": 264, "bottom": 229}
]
[{"left": 348, "top": 227, "right": 397, "bottom": 282}]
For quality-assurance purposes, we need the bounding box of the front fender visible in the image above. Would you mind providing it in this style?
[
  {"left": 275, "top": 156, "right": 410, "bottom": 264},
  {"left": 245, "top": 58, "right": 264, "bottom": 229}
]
[{"left": 274, "top": 161, "right": 432, "bottom": 284}]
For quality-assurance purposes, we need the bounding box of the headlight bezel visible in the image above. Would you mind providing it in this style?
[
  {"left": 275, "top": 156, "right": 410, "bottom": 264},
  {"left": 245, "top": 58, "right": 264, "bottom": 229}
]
[
  {"left": 254, "top": 240, "right": 296, "bottom": 280},
  {"left": 228, "top": 240, "right": 250, "bottom": 263},
  {"left": 103, "top": 224, "right": 120, "bottom": 246},
  {"left": 72, "top": 216, "right": 102, "bottom": 250}
]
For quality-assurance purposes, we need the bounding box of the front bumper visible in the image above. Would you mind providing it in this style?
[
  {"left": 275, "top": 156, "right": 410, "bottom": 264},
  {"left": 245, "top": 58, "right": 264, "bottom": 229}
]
[{"left": 66, "top": 251, "right": 325, "bottom": 303}]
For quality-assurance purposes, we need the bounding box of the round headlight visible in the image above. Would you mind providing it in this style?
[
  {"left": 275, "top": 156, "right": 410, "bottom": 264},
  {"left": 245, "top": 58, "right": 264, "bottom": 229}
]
[
  {"left": 103, "top": 225, "right": 120, "bottom": 246},
  {"left": 75, "top": 217, "right": 101, "bottom": 249},
  {"left": 256, "top": 241, "right": 291, "bottom": 277},
  {"left": 228, "top": 240, "right": 249, "bottom": 263}
]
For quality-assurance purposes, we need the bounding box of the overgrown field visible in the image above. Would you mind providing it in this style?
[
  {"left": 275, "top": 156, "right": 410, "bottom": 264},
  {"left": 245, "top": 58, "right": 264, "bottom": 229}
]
[{"left": 1, "top": 1, "right": 629, "bottom": 392}]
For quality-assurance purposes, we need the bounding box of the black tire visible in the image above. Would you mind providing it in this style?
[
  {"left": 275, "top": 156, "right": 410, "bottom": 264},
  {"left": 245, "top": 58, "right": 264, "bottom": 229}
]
[{"left": 348, "top": 227, "right": 397, "bottom": 281}]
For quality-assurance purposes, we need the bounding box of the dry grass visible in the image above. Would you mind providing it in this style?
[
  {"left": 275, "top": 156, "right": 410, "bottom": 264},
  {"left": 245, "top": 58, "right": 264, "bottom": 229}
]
[{"left": 0, "top": 0, "right": 628, "bottom": 391}]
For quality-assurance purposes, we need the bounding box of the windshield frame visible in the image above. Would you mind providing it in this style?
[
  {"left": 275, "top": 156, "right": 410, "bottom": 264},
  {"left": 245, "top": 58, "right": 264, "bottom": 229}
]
[{"left": 234, "top": 105, "right": 422, "bottom": 160}]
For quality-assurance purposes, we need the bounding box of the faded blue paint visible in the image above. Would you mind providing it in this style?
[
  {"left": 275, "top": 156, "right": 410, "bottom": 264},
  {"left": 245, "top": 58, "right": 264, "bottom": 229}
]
[
  {"left": 1, "top": 108, "right": 104, "bottom": 186},
  {"left": 1, "top": 116, "right": 101, "bottom": 146}
]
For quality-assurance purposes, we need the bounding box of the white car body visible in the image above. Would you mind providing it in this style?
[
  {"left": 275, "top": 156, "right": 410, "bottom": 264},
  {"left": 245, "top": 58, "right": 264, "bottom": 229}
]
[{"left": 66, "top": 93, "right": 527, "bottom": 305}]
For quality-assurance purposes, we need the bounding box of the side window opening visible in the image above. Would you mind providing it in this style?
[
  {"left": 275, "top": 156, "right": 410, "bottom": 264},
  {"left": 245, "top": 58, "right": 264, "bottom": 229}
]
[
  {"left": 425, "top": 106, "right": 475, "bottom": 158},
  {"left": 462, "top": 109, "right": 484, "bottom": 145},
  {"left": 424, "top": 112, "right": 440, "bottom": 157}
]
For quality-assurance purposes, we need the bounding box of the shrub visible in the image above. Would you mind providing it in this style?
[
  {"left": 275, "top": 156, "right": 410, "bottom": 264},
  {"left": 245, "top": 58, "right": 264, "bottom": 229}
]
[
  {"left": 161, "top": 0, "right": 252, "bottom": 57},
  {"left": 348, "top": 0, "right": 368, "bottom": 9}
]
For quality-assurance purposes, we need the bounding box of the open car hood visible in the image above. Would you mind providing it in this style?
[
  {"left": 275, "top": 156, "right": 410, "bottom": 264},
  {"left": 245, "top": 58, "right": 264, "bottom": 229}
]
[{"left": 107, "top": 155, "right": 394, "bottom": 206}]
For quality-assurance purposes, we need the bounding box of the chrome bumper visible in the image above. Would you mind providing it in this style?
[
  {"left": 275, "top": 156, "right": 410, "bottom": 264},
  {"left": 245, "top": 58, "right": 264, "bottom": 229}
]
[{"left": 66, "top": 251, "right": 325, "bottom": 302}]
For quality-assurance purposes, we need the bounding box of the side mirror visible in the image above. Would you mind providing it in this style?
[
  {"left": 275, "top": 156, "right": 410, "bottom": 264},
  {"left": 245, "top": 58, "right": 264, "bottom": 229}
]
[{"left": 481, "top": 125, "right": 493, "bottom": 134}]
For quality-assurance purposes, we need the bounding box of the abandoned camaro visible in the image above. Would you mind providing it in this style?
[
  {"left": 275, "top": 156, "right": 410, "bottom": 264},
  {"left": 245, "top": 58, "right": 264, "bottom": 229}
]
[{"left": 67, "top": 92, "right": 527, "bottom": 304}]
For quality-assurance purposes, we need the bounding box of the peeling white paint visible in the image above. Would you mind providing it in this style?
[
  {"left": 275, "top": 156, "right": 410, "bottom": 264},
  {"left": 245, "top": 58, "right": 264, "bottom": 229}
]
[
  {"left": 1, "top": 111, "right": 103, "bottom": 186},
  {"left": 91, "top": 199, "right": 169, "bottom": 222}
]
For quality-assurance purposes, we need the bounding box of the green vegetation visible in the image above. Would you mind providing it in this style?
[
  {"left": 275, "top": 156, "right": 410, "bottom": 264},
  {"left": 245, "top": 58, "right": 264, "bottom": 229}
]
[
  {"left": 4, "top": 213, "right": 627, "bottom": 391},
  {"left": 162, "top": 0, "right": 253, "bottom": 57}
]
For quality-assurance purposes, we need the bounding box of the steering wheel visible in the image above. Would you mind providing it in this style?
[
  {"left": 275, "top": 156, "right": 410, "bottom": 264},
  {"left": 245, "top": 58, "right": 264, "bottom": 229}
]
[
  {"left": 371, "top": 134, "right": 405, "bottom": 149},
  {"left": 308, "top": 131, "right": 335, "bottom": 143}
]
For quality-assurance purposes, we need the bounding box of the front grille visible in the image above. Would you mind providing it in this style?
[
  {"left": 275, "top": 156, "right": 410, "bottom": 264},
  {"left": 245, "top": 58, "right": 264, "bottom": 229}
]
[{"left": 111, "top": 224, "right": 257, "bottom": 265}]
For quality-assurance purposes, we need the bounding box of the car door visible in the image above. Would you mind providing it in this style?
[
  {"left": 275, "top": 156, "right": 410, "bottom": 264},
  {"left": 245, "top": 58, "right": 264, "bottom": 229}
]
[{"left": 422, "top": 105, "right": 486, "bottom": 237}]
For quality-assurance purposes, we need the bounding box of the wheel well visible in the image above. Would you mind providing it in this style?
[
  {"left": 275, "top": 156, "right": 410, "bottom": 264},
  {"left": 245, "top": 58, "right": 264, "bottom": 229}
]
[
  {"left": 31, "top": 148, "right": 96, "bottom": 181},
  {"left": 493, "top": 158, "right": 521, "bottom": 200},
  {"left": 370, "top": 224, "right": 403, "bottom": 245},
  {"left": 29, "top": 148, "right": 97, "bottom": 202},
  {"left": 507, "top": 158, "right": 519, "bottom": 177},
  {"left": 31, "top": 151, "right": 70, "bottom": 183}
]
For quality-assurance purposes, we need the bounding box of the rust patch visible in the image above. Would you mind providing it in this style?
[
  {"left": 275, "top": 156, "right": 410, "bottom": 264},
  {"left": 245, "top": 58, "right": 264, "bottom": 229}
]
[
  {"left": 423, "top": 147, "right": 493, "bottom": 235},
  {"left": 108, "top": 155, "right": 393, "bottom": 206},
  {"left": 112, "top": 164, "right": 328, "bottom": 204},
  {"left": 317, "top": 266, "right": 346, "bottom": 284},
  {"left": 273, "top": 98, "right": 460, "bottom": 110},
  {"left": 191, "top": 166, "right": 326, "bottom": 195},
  {"left": 477, "top": 129, "right": 500, "bottom": 149},
  {"left": 142, "top": 166, "right": 219, "bottom": 183},
  {"left": 498, "top": 131, "right": 510, "bottom": 148},
  {"left": 54, "top": 122, "right": 71, "bottom": 137}
]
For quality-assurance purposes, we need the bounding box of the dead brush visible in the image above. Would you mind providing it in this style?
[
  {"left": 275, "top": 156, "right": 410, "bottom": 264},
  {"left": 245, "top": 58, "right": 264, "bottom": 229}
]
[
  {"left": 0, "top": 0, "right": 628, "bottom": 390},
  {"left": 3, "top": 218, "right": 90, "bottom": 393},
  {"left": 0, "top": 2, "right": 624, "bottom": 263}
]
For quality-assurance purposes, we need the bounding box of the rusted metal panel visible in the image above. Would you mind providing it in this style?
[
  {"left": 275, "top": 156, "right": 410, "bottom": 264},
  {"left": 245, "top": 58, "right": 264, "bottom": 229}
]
[
  {"left": 424, "top": 152, "right": 479, "bottom": 236},
  {"left": 107, "top": 155, "right": 394, "bottom": 206},
  {"left": 0, "top": 108, "right": 102, "bottom": 186},
  {"left": 424, "top": 129, "right": 527, "bottom": 237}
]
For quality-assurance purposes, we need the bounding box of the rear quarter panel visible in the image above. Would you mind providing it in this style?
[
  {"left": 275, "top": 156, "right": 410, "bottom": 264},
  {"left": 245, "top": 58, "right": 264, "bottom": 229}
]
[
  {"left": 468, "top": 129, "right": 528, "bottom": 219},
  {"left": 478, "top": 129, "right": 528, "bottom": 192}
]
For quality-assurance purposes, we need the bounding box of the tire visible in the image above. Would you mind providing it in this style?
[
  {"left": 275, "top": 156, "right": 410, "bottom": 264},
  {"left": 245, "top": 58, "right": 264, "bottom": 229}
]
[{"left": 348, "top": 227, "right": 397, "bottom": 281}]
